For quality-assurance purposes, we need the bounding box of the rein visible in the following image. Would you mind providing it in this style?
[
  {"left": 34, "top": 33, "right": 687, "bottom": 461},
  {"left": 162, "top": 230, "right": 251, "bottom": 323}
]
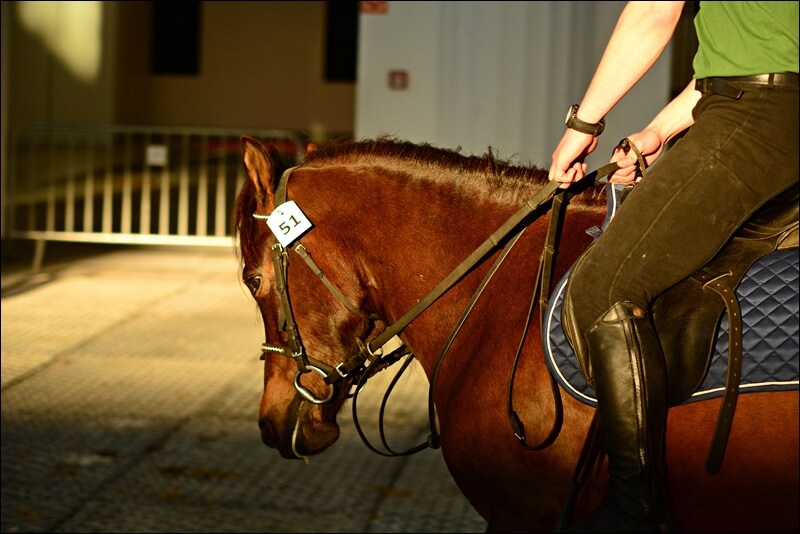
[{"left": 253, "top": 139, "right": 644, "bottom": 455}]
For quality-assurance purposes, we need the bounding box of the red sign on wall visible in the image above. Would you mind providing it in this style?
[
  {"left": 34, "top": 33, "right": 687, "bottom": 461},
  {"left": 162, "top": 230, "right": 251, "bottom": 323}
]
[
  {"left": 388, "top": 70, "right": 408, "bottom": 90},
  {"left": 361, "top": 1, "right": 388, "bottom": 14}
]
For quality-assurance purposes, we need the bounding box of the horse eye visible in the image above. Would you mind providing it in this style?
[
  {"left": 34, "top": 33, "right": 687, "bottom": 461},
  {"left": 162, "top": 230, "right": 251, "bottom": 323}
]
[{"left": 244, "top": 275, "right": 262, "bottom": 295}]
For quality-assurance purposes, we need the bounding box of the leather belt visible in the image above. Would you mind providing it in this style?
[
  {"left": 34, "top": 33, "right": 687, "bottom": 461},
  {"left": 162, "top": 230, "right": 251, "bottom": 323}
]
[{"left": 696, "top": 73, "right": 800, "bottom": 99}]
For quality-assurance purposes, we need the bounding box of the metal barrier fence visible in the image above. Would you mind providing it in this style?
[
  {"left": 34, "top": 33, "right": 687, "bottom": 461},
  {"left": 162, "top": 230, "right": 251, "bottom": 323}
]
[{"left": 5, "top": 124, "right": 306, "bottom": 262}]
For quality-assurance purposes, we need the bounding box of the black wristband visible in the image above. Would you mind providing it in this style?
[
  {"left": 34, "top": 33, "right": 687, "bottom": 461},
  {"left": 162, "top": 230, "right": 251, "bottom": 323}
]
[{"left": 565, "top": 104, "right": 605, "bottom": 136}]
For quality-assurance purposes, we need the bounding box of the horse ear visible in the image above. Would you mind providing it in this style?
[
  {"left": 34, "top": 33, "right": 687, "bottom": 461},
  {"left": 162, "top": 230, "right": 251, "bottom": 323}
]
[{"left": 241, "top": 136, "right": 276, "bottom": 210}]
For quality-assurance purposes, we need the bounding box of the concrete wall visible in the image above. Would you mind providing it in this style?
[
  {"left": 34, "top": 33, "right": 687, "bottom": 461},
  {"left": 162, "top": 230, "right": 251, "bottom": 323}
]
[
  {"left": 5, "top": 1, "right": 355, "bottom": 140},
  {"left": 113, "top": 1, "right": 355, "bottom": 138},
  {"left": 6, "top": 1, "right": 117, "bottom": 129}
]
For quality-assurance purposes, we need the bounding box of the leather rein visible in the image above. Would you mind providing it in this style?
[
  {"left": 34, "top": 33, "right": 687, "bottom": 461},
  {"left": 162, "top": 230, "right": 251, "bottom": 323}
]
[{"left": 252, "top": 140, "right": 643, "bottom": 456}]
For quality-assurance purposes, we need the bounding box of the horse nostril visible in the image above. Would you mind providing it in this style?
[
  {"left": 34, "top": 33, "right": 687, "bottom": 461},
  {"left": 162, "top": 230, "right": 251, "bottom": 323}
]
[{"left": 258, "top": 416, "right": 276, "bottom": 448}]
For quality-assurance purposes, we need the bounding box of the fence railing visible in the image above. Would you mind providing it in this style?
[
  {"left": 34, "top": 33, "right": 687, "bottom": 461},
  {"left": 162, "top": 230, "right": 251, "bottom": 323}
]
[{"left": 5, "top": 124, "right": 306, "bottom": 258}]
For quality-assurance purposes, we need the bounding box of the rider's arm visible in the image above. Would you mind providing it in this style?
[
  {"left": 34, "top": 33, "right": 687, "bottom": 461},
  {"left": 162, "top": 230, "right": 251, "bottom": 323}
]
[{"left": 549, "top": 1, "right": 686, "bottom": 184}]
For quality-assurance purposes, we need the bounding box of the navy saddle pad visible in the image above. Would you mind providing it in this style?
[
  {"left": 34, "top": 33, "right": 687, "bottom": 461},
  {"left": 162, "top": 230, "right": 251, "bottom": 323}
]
[{"left": 543, "top": 185, "right": 800, "bottom": 407}]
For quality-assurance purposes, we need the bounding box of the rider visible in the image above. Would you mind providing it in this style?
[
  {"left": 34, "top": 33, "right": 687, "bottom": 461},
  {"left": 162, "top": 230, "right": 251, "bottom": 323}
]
[{"left": 548, "top": 1, "right": 798, "bottom": 531}]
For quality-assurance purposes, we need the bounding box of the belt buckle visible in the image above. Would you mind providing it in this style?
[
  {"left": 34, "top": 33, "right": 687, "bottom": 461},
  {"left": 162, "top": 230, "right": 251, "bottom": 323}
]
[{"left": 696, "top": 78, "right": 713, "bottom": 94}]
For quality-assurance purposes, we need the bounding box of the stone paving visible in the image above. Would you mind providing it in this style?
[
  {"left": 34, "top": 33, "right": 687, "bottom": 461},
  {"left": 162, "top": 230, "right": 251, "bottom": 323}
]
[{"left": 1, "top": 242, "right": 488, "bottom": 533}]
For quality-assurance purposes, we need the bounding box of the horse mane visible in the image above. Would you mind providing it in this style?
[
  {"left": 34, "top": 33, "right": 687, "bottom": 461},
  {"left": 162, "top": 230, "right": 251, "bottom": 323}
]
[
  {"left": 233, "top": 136, "right": 606, "bottom": 266},
  {"left": 303, "top": 136, "right": 605, "bottom": 206}
]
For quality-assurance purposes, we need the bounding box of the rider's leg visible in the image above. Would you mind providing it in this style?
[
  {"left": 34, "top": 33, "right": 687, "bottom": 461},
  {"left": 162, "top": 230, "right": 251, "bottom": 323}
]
[
  {"left": 560, "top": 82, "right": 797, "bottom": 532},
  {"left": 564, "top": 298, "right": 668, "bottom": 532}
]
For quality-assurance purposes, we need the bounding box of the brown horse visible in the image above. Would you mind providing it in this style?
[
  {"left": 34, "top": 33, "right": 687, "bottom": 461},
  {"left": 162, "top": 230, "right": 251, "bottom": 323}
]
[{"left": 233, "top": 136, "right": 799, "bottom": 533}]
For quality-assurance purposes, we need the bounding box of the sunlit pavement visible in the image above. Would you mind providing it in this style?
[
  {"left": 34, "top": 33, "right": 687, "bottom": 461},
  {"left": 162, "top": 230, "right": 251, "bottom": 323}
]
[{"left": 1, "top": 242, "right": 487, "bottom": 533}]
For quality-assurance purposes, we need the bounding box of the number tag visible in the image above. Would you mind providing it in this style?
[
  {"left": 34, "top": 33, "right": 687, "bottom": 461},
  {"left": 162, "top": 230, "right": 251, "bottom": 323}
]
[{"left": 266, "top": 201, "right": 313, "bottom": 247}]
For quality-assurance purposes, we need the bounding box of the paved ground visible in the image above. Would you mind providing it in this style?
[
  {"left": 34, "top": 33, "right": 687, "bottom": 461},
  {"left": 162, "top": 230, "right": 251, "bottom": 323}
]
[{"left": 1, "top": 240, "right": 488, "bottom": 533}]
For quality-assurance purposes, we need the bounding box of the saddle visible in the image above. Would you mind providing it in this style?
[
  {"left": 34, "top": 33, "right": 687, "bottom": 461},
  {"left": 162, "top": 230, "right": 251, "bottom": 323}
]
[
  {"left": 549, "top": 181, "right": 799, "bottom": 474},
  {"left": 654, "top": 183, "right": 798, "bottom": 403}
]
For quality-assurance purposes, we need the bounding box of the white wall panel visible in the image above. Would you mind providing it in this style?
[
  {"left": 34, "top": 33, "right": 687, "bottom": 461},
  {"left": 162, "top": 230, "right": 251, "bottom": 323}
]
[{"left": 356, "top": 1, "right": 672, "bottom": 172}]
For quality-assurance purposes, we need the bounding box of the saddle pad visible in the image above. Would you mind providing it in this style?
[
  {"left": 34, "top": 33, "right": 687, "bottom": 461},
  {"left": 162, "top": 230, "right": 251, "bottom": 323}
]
[{"left": 543, "top": 248, "right": 800, "bottom": 407}]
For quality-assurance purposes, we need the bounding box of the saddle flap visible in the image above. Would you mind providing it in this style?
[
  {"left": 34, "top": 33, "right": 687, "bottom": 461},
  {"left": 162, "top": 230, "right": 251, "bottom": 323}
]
[{"left": 652, "top": 275, "right": 725, "bottom": 405}]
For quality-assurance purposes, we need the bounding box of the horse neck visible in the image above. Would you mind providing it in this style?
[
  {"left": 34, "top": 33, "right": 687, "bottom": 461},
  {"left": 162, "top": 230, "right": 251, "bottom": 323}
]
[{"left": 291, "top": 163, "right": 549, "bottom": 370}]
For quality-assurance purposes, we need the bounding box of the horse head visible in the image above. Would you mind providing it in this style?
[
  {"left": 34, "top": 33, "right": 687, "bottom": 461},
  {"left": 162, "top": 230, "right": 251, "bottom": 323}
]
[{"left": 235, "top": 136, "right": 382, "bottom": 460}]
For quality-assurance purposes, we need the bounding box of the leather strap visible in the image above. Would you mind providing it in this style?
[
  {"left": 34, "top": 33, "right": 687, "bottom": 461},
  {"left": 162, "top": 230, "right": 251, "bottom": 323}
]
[
  {"left": 553, "top": 411, "right": 604, "bottom": 531},
  {"left": 695, "top": 73, "right": 800, "bottom": 99},
  {"left": 697, "top": 270, "right": 743, "bottom": 475},
  {"left": 696, "top": 78, "right": 743, "bottom": 100},
  {"left": 364, "top": 177, "right": 565, "bottom": 355},
  {"left": 508, "top": 138, "right": 644, "bottom": 450},
  {"left": 264, "top": 142, "right": 641, "bottom": 456},
  {"left": 551, "top": 139, "right": 648, "bottom": 528},
  {"left": 274, "top": 166, "right": 297, "bottom": 205},
  {"left": 293, "top": 243, "right": 362, "bottom": 316},
  {"left": 539, "top": 137, "right": 645, "bottom": 317}
]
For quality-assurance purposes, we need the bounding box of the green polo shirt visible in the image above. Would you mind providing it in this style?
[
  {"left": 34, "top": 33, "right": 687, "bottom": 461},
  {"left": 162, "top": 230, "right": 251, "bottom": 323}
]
[{"left": 693, "top": 1, "right": 799, "bottom": 78}]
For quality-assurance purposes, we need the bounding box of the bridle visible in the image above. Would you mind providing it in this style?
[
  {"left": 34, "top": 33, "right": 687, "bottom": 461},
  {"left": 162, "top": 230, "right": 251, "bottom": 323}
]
[
  {"left": 250, "top": 139, "right": 644, "bottom": 453},
  {"left": 253, "top": 166, "right": 409, "bottom": 405},
  {"left": 256, "top": 237, "right": 410, "bottom": 404}
]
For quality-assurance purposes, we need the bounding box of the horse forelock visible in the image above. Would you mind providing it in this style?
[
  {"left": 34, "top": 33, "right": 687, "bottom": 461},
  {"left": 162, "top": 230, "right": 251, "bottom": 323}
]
[{"left": 302, "top": 136, "right": 606, "bottom": 205}]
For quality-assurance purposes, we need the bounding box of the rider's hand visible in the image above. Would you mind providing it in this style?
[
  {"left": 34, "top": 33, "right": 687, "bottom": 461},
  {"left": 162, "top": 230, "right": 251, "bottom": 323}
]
[
  {"left": 608, "top": 129, "right": 665, "bottom": 185},
  {"left": 548, "top": 130, "right": 599, "bottom": 188}
]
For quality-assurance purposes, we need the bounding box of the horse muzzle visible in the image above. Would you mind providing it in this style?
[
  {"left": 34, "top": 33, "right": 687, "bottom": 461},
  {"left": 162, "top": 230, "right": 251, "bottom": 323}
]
[{"left": 259, "top": 393, "right": 340, "bottom": 459}]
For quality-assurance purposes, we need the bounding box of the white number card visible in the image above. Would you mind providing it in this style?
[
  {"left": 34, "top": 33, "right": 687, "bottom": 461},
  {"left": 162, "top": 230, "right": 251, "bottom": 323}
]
[{"left": 266, "top": 201, "right": 313, "bottom": 247}]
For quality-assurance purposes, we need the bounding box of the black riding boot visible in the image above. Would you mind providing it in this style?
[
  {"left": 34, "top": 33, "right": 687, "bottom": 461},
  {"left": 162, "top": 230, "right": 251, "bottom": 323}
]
[{"left": 569, "top": 301, "right": 669, "bottom": 533}]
